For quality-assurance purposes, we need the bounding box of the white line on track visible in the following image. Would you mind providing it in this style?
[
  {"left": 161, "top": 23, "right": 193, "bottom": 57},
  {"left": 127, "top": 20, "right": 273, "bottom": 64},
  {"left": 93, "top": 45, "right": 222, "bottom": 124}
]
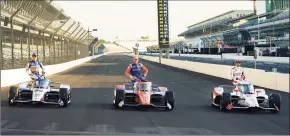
[
  {"left": 86, "top": 124, "right": 116, "bottom": 133},
  {"left": 1, "top": 120, "right": 8, "bottom": 127},
  {"left": 1, "top": 128, "right": 145, "bottom": 135},
  {"left": 43, "top": 122, "right": 59, "bottom": 135},
  {"left": 2, "top": 121, "right": 19, "bottom": 129}
]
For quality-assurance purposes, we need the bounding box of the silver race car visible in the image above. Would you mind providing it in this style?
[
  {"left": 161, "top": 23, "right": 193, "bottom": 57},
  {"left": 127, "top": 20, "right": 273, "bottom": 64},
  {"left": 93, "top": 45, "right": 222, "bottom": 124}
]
[
  {"left": 8, "top": 77, "right": 71, "bottom": 107},
  {"left": 211, "top": 80, "right": 281, "bottom": 113}
]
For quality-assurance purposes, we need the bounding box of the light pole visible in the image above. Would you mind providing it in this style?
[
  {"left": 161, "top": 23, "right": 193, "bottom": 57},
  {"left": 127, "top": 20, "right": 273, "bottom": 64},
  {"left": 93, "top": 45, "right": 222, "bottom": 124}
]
[
  {"left": 258, "top": 14, "right": 260, "bottom": 42},
  {"left": 252, "top": 37, "right": 257, "bottom": 69},
  {"left": 87, "top": 27, "right": 98, "bottom": 45},
  {"left": 272, "top": 0, "right": 277, "bottom": 56},
  {"left": 87, "top": 27, "right": 97, "bottom": 55}
]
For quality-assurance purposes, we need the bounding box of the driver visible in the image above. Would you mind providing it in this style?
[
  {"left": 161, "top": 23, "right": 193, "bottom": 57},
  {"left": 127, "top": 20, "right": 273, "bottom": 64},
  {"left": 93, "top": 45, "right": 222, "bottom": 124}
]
[
  {"left": 25, "top": 53, "right": 46, "bottom": 82},
  {"left": 230, "top": 60, "right": 245, "bottom": 83},
  {"left": 125, "top": 56, "right": 148, "bottom": 82}
]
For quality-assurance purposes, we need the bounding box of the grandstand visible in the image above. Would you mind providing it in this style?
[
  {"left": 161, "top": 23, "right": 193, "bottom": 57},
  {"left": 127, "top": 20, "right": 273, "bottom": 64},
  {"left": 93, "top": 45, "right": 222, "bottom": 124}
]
[
  {"left": 175, "top": 10, "right": 255, "bottom": 54},
  {"left": 0, "top": 0, "right": 95, "bottom": 69},
  {"left": 266, "top": 0, "right": 289, "bottom": 13},
  {"left": 223, "top": 9, "right": 289, "bottom": 56},
  {"left": 177, "top": 8, "right": 289, "bottom": 56}
]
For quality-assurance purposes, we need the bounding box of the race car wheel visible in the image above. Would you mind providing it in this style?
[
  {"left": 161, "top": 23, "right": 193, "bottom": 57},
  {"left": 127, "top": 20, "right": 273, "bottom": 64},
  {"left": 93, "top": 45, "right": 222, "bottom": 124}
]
[
  {"left": 269, "top": 93, "right": 281, "bottom": 113},
  {"left": 114, "top": 90, "right": 125, "bottom": 109},
  {"left": 165, "top": 91, "right": 174, "bottom": 111},
  {"left": 220, "top": 93, "right": 231, "bottom": 112},
  {"left": 59, "top": 88, "right": 69, "bottom": 107},
  {"left": 210, "top": 92, "right": 215, "bottom": 107},
  {"left": 8, "top": 86, "right": 18, "bottom": 106}
]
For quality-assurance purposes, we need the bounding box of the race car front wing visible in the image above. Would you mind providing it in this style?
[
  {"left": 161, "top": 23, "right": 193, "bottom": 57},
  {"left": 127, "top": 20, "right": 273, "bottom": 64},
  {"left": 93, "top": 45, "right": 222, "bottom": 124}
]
[
  {"left": 10, "top": 97, "right": 71, "bottom": 106},
  {"left": 213, "top": 102, "right": 279, "bottom": 111},
  {"left": 116, "top": 100, "right": 173, "bottom": 110}
]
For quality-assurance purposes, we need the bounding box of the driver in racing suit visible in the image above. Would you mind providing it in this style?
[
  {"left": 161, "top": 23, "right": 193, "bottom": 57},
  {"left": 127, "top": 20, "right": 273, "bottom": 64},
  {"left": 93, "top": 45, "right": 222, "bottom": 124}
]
[
  {"left": 125, "top": 56, "right": 148, "bottom": 83},
  {"left": 25, "top": 53, "right": 46, "bottom": 85},
  {"left": 231, "top": 60, "right": 246, "bottom": 86}
]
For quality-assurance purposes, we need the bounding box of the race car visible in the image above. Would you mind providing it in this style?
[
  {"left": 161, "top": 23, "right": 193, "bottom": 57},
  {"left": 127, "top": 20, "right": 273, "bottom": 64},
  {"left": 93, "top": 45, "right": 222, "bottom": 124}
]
[
  {"left": 211, "top": 80, "right": 281, "bottom": 113},
  {"left": 113, "top": 77, "right": 174, "bottom": 110},
  {"left": 8, "top": 76, "right": 71, "bottom": 107}
]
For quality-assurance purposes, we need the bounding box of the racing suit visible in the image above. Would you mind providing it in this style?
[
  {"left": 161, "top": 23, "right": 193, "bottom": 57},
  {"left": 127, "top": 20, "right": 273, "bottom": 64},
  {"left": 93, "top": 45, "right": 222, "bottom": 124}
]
[
  {"left": 230, "top": 66, "right": 245, "bottom": 86},
  {"left": 125, "top": 63, "right": 148, "bottom": 82},
  {"left": 25, "top": 60, "right": 46, "bottom": 81}
]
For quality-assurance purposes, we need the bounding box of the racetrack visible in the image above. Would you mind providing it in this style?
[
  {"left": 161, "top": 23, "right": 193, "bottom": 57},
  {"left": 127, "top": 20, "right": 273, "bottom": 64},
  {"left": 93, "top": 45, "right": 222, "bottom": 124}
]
[{"left": 1, "top": 53, "right": 289, "bottom": 135}]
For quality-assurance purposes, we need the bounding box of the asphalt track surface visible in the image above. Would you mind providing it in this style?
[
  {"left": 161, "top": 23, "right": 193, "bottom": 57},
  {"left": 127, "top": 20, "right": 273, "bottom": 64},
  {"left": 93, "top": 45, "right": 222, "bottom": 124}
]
[
  {"left": 1, "top": 53, "right": 289, "bottom": 135},
  {"left": 145, "top": 54, "right": 290, "bottom": 74}
]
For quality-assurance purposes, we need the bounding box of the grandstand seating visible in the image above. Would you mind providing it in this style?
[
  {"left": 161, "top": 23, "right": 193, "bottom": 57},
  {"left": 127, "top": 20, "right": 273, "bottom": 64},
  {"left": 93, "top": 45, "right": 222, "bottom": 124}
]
[
  {"left": 271, "top": 10, "right": 289, "bottom": 20},
  {"left": 238, "top": 10, "right": 289, "bottom": 28},
  {"left": 176, "top": 9, "right": 289, "bottom": 56}
]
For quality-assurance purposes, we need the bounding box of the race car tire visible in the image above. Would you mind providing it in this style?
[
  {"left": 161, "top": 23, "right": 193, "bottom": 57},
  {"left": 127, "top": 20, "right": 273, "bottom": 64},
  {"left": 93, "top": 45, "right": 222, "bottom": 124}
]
[
  {"left": 165, "top": 91, "right": 174, "bottom": 111},
  {"left": 114, "top": 89, "right": 125, "bottom": 109},
  {"left": 269, "top": 93, "right": 281, "bottom": 113},
  {"left": 210, "top": 92, "right": 215, "bottom": 107},
  {"left": 220, "top": 93, "right": 231, "bottom": 112},
  {"left": 59, "top": 88, "right": 69, "bottom": 107},
  {"left": 8, "top": 86, "right": 18, "bottom": 106}
]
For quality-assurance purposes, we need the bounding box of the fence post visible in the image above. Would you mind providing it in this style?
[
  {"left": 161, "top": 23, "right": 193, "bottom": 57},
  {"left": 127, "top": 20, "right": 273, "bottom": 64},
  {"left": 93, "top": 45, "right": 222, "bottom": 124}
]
[
  {"left": 20, "top": 36, "right": 23, "bottom": 67},
  {"left": 67, "top": 40, "right": 69, "bottom": 61},
  {"left": 27, "top": 27, "right": 31, "bottom": 60},
  {"left": 49, "top": 37, "right": 52, "bottom": 65},
  {"left": 53, "top": 36, "right": 55, "bottom": 64},
  {"left": 74, "top": 41, "right": 77, "bottom": 60},
  {"left": 10, "top": 21, "right": 15, "bottom": 69},
  {"left": 43, "top": 33, "right": 45, "bottom": 64}
]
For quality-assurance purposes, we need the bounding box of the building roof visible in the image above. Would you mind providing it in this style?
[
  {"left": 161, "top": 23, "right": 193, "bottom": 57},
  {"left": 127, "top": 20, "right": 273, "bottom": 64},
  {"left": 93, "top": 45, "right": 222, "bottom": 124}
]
[
  {"left": 178, "top": 9, "right": 288, "bottom": 37},
  {"left": 178, "top": 10, "right": 254, "bottom": 37},
  {"left": 187, "top": 10, "right": 236, "bottom": 29}
]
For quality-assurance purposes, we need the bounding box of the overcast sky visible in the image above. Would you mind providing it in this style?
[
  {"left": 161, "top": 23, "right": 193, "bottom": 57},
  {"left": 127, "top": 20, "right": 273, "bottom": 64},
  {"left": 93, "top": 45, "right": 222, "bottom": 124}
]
[{"left": 54, "top": 1, "right": 266, "bottom": 41}]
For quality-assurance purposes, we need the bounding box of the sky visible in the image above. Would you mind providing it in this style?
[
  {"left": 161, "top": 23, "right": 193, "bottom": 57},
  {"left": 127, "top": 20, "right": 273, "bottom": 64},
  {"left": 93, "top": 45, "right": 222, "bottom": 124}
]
[{"left": 54, "top": 1, "right": 266, "bottom": 41}]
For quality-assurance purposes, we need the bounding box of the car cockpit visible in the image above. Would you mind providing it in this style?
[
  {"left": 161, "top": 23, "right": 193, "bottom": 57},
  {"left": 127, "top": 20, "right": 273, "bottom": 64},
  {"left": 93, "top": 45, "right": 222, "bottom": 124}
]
[
  {"left": 135, "top": 82, "right": 152, "bottom": 91},
  {"left": 237, "top": 84, "right": 255, "bottom": 94}
]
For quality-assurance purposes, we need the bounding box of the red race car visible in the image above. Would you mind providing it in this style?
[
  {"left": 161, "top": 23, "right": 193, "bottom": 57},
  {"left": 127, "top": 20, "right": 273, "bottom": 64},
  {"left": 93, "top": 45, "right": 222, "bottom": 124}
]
[{"left": 113, "top": 80, "right": 174, "bottom": 111}]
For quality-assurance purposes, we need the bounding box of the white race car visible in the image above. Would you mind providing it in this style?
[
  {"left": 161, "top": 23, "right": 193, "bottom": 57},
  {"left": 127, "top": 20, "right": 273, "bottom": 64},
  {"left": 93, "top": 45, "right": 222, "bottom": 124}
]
[
  {"left": 8, "top": 77, "right": 71, "bottom": 107},
  {"left": 211, "top": 80, "right": 281, "bottom": 113}
]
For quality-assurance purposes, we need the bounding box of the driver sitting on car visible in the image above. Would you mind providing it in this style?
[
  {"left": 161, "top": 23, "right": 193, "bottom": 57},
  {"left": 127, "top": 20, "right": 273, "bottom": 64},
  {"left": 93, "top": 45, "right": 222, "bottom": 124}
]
[
  {"left": 25, "top": 53, "right": 46, "bottom": 86},
  {"left": 230, "top": 60, "right": 245, "bottom": 85},
  {"left": 125, "top": 56, "right": 148, "bottom": 83}
]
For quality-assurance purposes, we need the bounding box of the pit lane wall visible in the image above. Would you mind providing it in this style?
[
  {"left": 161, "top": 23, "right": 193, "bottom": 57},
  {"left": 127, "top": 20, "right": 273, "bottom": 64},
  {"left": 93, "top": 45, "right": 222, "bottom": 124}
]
[
  {"left": 147, "top": 53, "right": 289, "bottom": 64},
  {"left": 1, "top": 51, "right": 130, "bottom": 87},
  {"left": 137, "top": 55, "right": 289, "bottom": 93}
]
